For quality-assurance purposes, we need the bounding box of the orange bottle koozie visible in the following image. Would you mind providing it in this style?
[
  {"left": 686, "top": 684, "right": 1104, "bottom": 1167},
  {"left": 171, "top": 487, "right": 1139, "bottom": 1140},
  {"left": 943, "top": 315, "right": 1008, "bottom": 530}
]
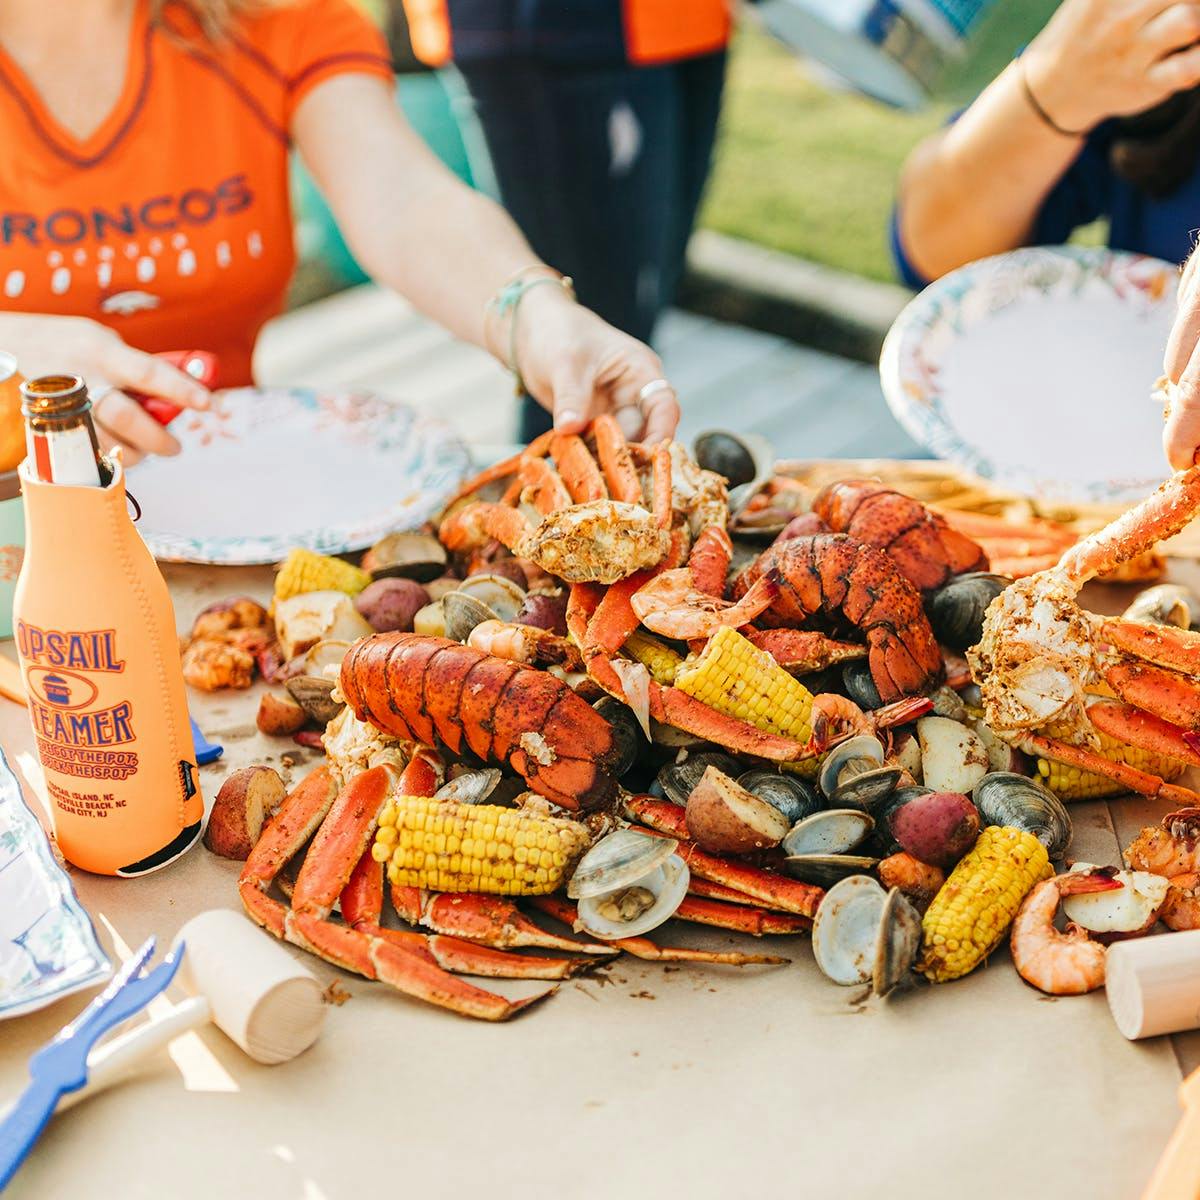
[{"left": 13, "top": 456, "right": 203, "bottom": 875}]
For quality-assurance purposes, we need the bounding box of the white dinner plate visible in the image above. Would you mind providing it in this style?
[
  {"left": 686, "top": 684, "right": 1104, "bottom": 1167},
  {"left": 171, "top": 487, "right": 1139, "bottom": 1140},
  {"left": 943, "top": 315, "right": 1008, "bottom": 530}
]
[
  {"left": 880, "top": 247, "right": 1178, "bottom": 504},
  {"left": 0, "top": 749, "right": 110, "bottom": 1020},
  {"left": 129, "top": 387, "right": 470, "bottom": 565}
]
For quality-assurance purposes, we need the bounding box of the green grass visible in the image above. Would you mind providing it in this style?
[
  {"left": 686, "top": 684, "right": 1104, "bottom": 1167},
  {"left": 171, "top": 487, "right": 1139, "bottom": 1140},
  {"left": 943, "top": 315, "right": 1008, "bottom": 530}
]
[{"left": 700, "top": 2, "right": 1062, "bottom": 282}]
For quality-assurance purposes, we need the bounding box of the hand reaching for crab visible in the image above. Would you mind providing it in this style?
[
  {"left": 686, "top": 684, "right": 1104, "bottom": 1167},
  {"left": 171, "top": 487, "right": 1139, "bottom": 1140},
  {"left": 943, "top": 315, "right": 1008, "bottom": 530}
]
[
  {"left": 510, "top": 283, "right": 681, "bottom": 444},
  {"left": 1163, "top": 247, "right": 1200, "bottom": 469}
]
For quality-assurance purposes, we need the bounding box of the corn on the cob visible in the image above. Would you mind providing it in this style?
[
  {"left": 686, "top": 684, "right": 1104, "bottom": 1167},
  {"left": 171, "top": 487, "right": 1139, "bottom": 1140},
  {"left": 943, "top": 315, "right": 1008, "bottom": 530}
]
[
  {"left": 1037, "top": 725, "right": 1186, "bottom": 801},
  {"left": 275, "top": 548, "right": 370, "bottom": 602},
  {"left": 675, "top": 626, "right": 815, "bottom": 745},
  {"left": 918, "top": 826, "right": 1051, "bottom": 983},
  {"left": 372, "top": 795, "right": 591, "bottom": 896},
  {"left": 624, "top": 631, "right": 684, "bottom": 685}
]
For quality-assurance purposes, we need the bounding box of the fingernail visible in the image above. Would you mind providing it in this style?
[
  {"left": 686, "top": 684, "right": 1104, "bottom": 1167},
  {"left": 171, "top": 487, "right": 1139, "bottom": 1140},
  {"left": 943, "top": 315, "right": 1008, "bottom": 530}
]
[{"left": 556, "top": 409, "right": 581, "bottom": 428}]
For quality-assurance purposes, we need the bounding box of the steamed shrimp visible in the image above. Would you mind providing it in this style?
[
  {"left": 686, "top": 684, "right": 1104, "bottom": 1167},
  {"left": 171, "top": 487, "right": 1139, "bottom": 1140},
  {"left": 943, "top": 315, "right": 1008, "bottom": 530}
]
[
  {"left": 1125, "top": 809, "right": 1200, "bottom": 877},
  {"left": 1010, "top": 874, "right": 1116, "bottom": 996}
]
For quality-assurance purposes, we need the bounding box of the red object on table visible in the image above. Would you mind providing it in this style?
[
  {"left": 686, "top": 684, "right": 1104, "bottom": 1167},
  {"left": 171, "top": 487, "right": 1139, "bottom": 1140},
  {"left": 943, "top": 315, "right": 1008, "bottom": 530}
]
[{"left": 129, "top": 351, "right": 218, "bottom": 425}]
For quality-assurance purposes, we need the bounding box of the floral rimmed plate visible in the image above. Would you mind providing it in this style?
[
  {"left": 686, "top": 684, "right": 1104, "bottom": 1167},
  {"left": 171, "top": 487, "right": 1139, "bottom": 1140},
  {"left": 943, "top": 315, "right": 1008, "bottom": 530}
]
[
  {"left": 0, "top": 749, "right": 110, "bottom": 1020},
  {"left": 880, "top": 247, "right": 1178, "bottom": 505},
  {"left": 129, "top": 387, "right": 471, "bottom": 565}
]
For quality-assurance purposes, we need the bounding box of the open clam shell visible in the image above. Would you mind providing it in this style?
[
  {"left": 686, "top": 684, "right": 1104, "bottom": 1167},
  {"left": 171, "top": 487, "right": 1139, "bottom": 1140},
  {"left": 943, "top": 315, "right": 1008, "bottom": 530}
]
[
  {"left": 819, "top": 736, "right": 901, "bottom": 812},
  {"left": 434, "top": 768, "right": 502, "bottom": 806},
  {"left": 694, "top": 430, "right": 774, "bottom": 519},
  {"left": 783, "top": 853, "right": 881, "bottom": 888},
  {"left": 873, "top": 887, "right": 923, "bottom": 997},
  {"left": 456, "top": 573, "right": 526, "bottom": 622},
  {"left": 442, "top": 591, "right": 499, "bottom": 643},
  {"left": 782, "top": 808, "right": 873, "bottom": 857},
  {"left": 924, "top": 572, "right": 1010, "bottom": 652},
  {"left": 813, "top": 875, "right": 921, "bottom": 993},
  {"left": 363, "top": 531, "right": 447, "bottom": 583},
  {"left": 1123, "top": 583, "right": 1200, "bottom": 630},
  {"left": 736, "top": 770, "right": 823, "bottom": 824},
  {"left": 570, "top": 828, "right": 689, "bottom": 939},
  {"left": 285, "top": 674, "right": 344, "bottom": 725},
  {"left": 971, "top": 772, "right": 1072, "bottom": 859}
]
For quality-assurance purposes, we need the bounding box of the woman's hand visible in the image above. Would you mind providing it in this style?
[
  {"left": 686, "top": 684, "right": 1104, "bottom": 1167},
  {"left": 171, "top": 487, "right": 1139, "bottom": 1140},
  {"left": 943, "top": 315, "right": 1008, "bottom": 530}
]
[
  {"left": 511, "top": 286, "right": 680, "bottom": 444},
  {"left": 0, "top": 314, "right": 210, "bottom": 465},
  {"left": 1023, "top": 0, "right": 1200, "bottom": 133}
]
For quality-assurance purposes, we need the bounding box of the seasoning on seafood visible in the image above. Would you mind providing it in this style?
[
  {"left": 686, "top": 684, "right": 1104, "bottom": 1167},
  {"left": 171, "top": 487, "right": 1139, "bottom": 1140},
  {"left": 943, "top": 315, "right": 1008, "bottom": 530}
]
[
  {"left": 1125, "top": 808, "right": 1200, "bottom": 877},
  {"left": 918, "top": 826, "right": 1052, "bottom": 983},
  {"left": 1059, "top": 864, "right": 1168, "bottom": 942},
  {"left": 969, "top": 466, "right": 1200, "bottom": 805},
  {"left": 1010, "top": 872, "right": 1120, "bottom": 995},
  {"left": 811, "top": 479, "right": 988, "bottom": 591},
  {"left": 568, "top": 828, "right": 689, "bottom": 939},
  {"left": 734, "top": 534, "right": 945, "bottom": 701},
  {"left": 340, "top": 633, "right": 621, "bottom": 810},
  {"left": 1160, "top": 872, "right": 1200, "bottom": 930},
  {"left": 812, "top": 875, "right": 921, "bottom": 996}
]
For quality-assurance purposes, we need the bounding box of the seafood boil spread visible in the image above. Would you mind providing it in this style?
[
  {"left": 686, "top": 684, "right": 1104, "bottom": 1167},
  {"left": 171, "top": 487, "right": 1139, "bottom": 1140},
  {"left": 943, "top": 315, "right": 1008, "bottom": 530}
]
[{"left": 188, "top": 416, "right": 1200, "bottom": 1020}]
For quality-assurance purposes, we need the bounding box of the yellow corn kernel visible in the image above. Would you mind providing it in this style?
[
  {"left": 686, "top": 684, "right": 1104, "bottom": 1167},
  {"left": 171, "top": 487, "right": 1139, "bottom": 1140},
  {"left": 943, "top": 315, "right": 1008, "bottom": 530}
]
[
  {"left": 624, "top": 631, "right": 685, "bottom": 686},
  {"left": 274, "top": 547, "right": 370, "bottom": 602},
  {"left": 675, "top": 626, "right": 815, "bottom": 744},
  {"left": 1037, "top": 724, "right": 1187, "bottom": 801},
  {"left": 370, "top": 794, "right": 591, "bottom": 896},
  {"left": 918, "top": 826, "right": 1052, "bottom": 983}
]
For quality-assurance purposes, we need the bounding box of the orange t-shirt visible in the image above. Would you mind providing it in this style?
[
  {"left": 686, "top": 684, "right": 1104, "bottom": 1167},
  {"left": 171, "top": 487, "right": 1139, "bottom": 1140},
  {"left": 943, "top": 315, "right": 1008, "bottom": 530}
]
[{"left": 0, "top": 0, "right": 393, "bottom": 385}]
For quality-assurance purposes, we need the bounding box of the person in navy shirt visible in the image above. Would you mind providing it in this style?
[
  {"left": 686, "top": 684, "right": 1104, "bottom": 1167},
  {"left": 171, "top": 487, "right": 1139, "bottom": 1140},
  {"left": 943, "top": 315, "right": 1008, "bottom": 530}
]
[{"left": 893, "top": 0, "right": 1200, "bottom": 290}]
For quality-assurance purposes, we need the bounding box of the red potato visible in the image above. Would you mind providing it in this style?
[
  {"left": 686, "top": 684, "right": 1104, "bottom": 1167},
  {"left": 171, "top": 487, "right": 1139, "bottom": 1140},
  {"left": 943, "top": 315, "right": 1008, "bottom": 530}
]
[
  {"left": 685, "top": 766, "right": 791, "bottom": 855},
  {"left": 204, "top": 766, "right": 286, "bottom": 860},
  {"left": 256, "top": 691, "right": 307, "bottom": 737},
  {"left": 355, "top": 578, "right": 431, "bottom": 633},
  {"left": 515, "top": 590, "right": 568, "bottom": 635},
  {"left": 471, "top": 559, "right": 527, "bottom": 590},
  {"left": 888, "top": 791, "right": 980, "bottom": 870}
]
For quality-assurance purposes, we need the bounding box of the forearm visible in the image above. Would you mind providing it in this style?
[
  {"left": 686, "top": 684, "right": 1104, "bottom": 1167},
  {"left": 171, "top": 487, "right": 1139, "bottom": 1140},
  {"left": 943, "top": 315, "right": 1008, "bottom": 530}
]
[{"left": 897, "top": 61, "right": 1085, "bottom": 282}]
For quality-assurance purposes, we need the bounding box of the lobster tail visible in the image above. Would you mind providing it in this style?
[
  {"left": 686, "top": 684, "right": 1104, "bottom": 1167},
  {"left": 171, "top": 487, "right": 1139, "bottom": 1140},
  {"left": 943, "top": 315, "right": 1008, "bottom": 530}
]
[
  {"left": 741, "top": 535, "right": 943, "bottom": 702},
  {"left": 340, "top": 634, "right": 619, "bottom": 810},
  {"left": 813, "top": 480, "right": 988, "bottom": 591}
]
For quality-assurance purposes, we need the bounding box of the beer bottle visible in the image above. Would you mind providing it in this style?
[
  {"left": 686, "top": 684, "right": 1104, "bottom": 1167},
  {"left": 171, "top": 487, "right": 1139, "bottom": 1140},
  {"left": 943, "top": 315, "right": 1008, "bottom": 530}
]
[
  {"left": 13, "top": 374, "right": 203, "bottom": 875},
  {"left": 21, "top": 375, "right": 108, "bottom": 487}
]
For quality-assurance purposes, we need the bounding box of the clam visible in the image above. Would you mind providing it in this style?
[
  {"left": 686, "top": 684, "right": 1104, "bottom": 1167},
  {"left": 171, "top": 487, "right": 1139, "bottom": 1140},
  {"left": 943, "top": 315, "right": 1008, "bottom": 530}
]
[
  {"left": 841, "top": 660, "right": 882, "bottom": 711},
  {"left": 929, "top": 685, "right": 968, "bottom": 723},
  {"left": 812, "top": 875, "right": 921, "bottom": 994},
  {"left": 818, "top": 735, "right": 900, "bottom": 811},
  {"left": 657, "top": 750, "right": 742, "bottom": 806},
  {"left": 782, "top": 809, "right": 878, "bottom": 886},
  {"left": 736, "top": 770, "right": 823, "bottom": 824},
  {"left": 434, "top": 768, "right": 502, "bottom": 805},
  {"left": 693, "top": 429, "right": 773, "bottom": 518},
  {"left": 971, "top": 772, "right": 1072, "bottom": 858},
  {"left": 442, "top": 591, "right": 498, "bottom": 643},
  {"left": 924, "top": 572, "right": 1011, "bottom": 651},
  {"left": 782, "top": 808, "right": 873, "bottom": 856},
  {"left": 1123, "top": 583, "right": 1200, "bottom": 630},
  {"left": 362, "top": 531, "right": 447, "bottom": 583},
  {"left": 648, "top": 719, "right": 709, "bottom": 750},
  {"left": 285, "top": 674, "right": 343, "bottom": 725},
  {"left": 594, "top": 697, "right": 642, "bottom": 779},
  {"left": 456, "top": 573, "right": 526, "bottom": 622},
  {"left": 783, "top": 854, "right": 881, "bottom": 888},
  {"left": 569, "top": 828, "right": 689, "bottom": 939}
]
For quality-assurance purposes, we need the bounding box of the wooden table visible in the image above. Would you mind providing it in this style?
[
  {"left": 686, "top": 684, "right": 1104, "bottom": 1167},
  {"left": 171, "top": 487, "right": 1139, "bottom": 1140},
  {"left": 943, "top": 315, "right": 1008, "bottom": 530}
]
[{"left": 1, "top": 560, "right": 1197, "bottom": 1200}]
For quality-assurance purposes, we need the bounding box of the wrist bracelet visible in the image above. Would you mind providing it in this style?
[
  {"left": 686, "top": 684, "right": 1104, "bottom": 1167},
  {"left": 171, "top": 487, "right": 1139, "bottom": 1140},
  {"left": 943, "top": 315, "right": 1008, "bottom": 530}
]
[
  {"left": 486, "top": 271, "right": 576, "bottom": 397},
  {"left": 1019, "top": 58, "right": 1088, "bottom": 139}
]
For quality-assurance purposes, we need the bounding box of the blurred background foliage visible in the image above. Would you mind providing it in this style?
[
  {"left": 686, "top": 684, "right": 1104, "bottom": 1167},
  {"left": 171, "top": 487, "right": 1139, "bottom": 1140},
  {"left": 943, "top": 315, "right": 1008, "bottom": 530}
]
[{"left": 700, "top": 1, "right": 1062, "bottom": 281}]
